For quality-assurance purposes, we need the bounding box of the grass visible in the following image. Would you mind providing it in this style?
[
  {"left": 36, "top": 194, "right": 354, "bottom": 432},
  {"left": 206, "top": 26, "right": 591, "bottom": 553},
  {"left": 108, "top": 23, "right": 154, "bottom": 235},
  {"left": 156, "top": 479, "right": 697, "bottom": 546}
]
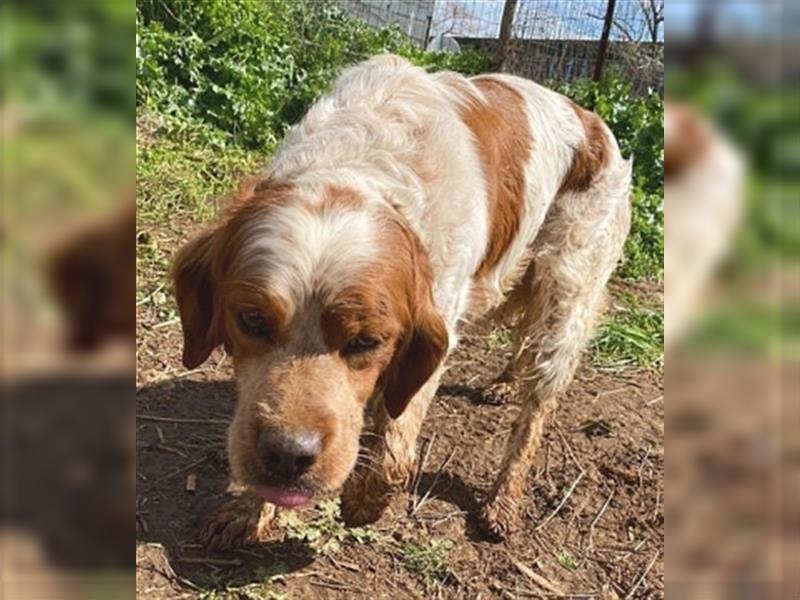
[
  {"left": 136, "top": 112, "right": 267, "bottom": 324},
  {"left": 592, "top": 291, "right": 664, "bottom": 369},
  {"left": 686, "top": 299, "right": 795, "bottom": 358},
  {"left": 137, "top": 113, "right": 266, "bottom": 228}
]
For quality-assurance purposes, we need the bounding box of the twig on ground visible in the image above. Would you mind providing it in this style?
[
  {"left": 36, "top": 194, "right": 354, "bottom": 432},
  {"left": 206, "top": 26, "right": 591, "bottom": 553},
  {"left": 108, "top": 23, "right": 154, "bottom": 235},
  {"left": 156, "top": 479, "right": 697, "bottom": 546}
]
[
  {"left": 616, "top": 538, "right": 648, "bottom": 562},
  {"left": 637, "top": 445, "right": 653, "bottom": 496},
  {"left": 624, "top": 551, "right": 659, "bottom": 599},
  {"left": 310, "top": 576, "right": 359, "bottom": 592},
  {"left": 136, "top": 281, "right": 167, "bottom": 306},
  {"left": 564, "top": 494, "right": 591, "bottom": 544},
  {"left": 588, "top": 487, "right": 615, "bottom": 549},
  {"left": 601, "top": 464, "right": 638, "bottom": 484},
  {"left": 138, "top": 414, "right": 228, "bottom": 425},
  {"left": 410, "top": 433, "right": 436, "bottom": 511},
  {"left": 425, "top": 509, "right": 467, "bottom": 527},
  {"left": 176, "top": 556, "right": 241, "bottom": 566},
  {"left": 645, "top": 395, "right": 663, "bottom": 406},
  {"left": 152, "top": 318, "right": 180, "bottom": 330},
  {"left": 555, "top": 425, "right": 584, "bottom": 471},
  {"left": 536, "top": 470, "right": 586, "bottom": 531},
  {"left": 154, "top": 443, "right": 188, "bottom": 458},
  {"left": 328, "top": 555, "right": 361, "bottom": 572},
  {"left": 150, "top": 455, "right": 211, "bottom": 485},
  {"left": 412, "top": 447, "right": 457, "bottom": 514},
  {"left": 143, "top": 367, "right": 210, "bottom": 385},
  {"left": 594, "top": 387, "right": 627, "bottom": 401},
  {"left": 506, "top": 552, "right": 565, "bottom": 595}
]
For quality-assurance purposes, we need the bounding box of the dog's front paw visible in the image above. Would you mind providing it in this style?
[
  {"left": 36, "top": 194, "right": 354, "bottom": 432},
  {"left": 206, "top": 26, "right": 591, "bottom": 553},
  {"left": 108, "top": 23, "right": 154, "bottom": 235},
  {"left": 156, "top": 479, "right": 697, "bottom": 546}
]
[
  {"left": 340, "top": 472, "right": 395, "bottom": 527},
  {"left": 201, "top": 492, "right": 275, "bottom": 551},
  {"left": 481, "top": 380, "right": 518, "bottom": 405},
  {"left": 477, "top": 495, "right": 520, "bottom": 541}
]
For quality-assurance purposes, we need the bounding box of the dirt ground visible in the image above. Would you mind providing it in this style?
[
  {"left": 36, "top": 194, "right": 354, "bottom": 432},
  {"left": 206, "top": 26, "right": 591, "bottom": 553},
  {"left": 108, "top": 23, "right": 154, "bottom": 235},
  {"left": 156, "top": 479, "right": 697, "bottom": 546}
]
[{"left": 136, "top": 309, "right": 663, "bottom": 599}]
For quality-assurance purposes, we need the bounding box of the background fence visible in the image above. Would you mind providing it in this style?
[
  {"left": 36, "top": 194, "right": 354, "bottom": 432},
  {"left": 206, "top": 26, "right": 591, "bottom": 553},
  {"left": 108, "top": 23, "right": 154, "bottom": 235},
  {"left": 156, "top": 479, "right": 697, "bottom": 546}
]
[{"left": 340, "top": 0, "right": 664, "bottom": 94}]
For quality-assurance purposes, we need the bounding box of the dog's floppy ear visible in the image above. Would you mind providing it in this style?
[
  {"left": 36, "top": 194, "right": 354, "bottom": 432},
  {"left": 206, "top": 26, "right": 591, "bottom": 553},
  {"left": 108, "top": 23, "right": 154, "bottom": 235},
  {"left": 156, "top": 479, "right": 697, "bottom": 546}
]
[
  {"left": 382, "top": 230, "right": 449, "bottom": 419},
  {"left": 171, "top": 228, "right": 224, "bottom": 369}
]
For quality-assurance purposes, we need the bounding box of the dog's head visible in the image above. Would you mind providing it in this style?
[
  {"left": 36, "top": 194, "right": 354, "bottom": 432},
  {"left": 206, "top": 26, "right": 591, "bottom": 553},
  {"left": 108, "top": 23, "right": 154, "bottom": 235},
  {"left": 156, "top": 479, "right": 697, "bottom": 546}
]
[{"left": 172, "top": 179, "right": 448, "bottom": 506}]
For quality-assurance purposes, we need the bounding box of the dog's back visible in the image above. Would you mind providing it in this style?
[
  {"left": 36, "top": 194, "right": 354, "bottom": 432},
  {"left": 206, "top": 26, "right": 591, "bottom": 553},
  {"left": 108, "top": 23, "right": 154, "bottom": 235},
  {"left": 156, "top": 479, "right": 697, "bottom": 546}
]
[{"left": 269, "top": 56, "right": 629, "bottom": 327}]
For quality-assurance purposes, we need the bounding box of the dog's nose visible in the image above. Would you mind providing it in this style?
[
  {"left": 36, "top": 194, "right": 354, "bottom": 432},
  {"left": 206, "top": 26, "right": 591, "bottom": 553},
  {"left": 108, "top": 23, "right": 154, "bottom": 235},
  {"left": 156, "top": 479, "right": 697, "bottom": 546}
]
[{"left": 257, "top": 428, "right": 321, "bottom": 482}]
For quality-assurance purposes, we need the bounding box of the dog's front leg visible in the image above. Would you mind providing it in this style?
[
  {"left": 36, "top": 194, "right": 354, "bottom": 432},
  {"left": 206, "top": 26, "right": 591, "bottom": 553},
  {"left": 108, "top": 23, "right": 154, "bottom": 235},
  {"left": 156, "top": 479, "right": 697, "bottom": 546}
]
[
  {"left": 201, "top": 483, "right": 276, "bottom": 551},
  {"left": 341, "top": 371, "right": 442, "bottom": 526}
]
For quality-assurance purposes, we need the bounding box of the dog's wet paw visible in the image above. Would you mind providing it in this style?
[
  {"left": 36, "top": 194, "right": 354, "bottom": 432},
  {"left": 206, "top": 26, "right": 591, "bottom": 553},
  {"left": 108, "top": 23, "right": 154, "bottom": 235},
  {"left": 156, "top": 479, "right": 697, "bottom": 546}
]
[
  {"left": 201, "top": 493, "right": 275, "bottom": 551},
  {"left": 477, "top": 496, "right": 519, "bottom": 541},
  {"left": 481, "top": 380, "right": 518, "bottom": 405}
]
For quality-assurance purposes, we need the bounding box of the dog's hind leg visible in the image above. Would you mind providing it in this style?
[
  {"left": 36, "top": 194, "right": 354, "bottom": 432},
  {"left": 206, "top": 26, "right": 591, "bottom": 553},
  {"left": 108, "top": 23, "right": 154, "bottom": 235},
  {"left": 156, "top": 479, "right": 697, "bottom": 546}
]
[
  {"left": 481, "top": 257, "right": 541, "bottom": 406},
  {"left": 478, "top": 184, "right": 630, "bottom": 539},
  {"left": 341, "top": 369, "right": 443, "bottom": 526}
]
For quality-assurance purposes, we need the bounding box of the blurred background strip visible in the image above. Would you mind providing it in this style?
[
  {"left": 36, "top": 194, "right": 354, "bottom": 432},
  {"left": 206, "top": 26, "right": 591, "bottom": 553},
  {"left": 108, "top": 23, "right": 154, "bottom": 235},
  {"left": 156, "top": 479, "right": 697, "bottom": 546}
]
[
  {"left": 2, "top": 2, "right": 135, "bottom": 599},
  {"left": 665, "top": 1, "right": 798, "bottom": 599}
]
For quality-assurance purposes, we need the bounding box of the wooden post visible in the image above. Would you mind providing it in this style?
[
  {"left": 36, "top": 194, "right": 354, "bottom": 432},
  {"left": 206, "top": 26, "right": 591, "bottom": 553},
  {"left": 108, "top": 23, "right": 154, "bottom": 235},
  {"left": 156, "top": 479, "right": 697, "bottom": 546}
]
[
  {"left": 423, "top": 15, "right": 433, "bottom": 48},
  {"left": 593, "top": 0, "right": 616, "bottom": 82},
  {"left": 494, "top": 0, "right": 518, "bottom": 71}
]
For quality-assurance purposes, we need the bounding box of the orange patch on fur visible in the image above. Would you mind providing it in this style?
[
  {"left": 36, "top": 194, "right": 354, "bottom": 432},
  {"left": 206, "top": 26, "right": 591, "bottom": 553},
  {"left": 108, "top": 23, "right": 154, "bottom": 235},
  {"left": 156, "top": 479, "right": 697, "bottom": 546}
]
[
  {"left": 559, "top": 101, "right": 610, "bottom": 195},
  {"left": 461, "top": 77, "right": 532, "bottom": 279},
  {"left": 317, "top": 209, "right": 448, "bottom": 417},
  {"left": 172, "top": 175, "right": 294, "bottom": 367},
  {"left": 319, "top": 184, "right": 364, "bottom": 212},
  {"left": 664, "top": 102, "right": 711, "bottom": 180}
]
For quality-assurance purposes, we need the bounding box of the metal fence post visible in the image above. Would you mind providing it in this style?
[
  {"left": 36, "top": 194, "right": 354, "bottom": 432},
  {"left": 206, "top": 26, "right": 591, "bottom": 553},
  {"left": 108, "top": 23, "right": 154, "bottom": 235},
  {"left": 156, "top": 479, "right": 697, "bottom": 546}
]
[
  {"left": 494, "top": 0, "right": 518, "bottom": 71},
  {"left": 593, "top": 0, "right": 617, "bottom": 82}
]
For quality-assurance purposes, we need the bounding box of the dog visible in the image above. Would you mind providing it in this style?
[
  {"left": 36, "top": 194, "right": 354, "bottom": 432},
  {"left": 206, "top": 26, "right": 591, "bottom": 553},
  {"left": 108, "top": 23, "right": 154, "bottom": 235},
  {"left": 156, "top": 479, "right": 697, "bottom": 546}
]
[
  {"left": 172, "top": 55, "right": 631, "bottom": 546},
  {"left": 664, "top": 101, "right": 743, "bottom": 346}
]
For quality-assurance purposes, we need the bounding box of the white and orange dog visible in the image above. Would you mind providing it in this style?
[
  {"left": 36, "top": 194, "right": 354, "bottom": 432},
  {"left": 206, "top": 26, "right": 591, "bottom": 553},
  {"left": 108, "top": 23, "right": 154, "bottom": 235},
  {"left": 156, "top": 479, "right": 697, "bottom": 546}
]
[{"left": 173, "top": 55, "right": 631, "bottom": 545}]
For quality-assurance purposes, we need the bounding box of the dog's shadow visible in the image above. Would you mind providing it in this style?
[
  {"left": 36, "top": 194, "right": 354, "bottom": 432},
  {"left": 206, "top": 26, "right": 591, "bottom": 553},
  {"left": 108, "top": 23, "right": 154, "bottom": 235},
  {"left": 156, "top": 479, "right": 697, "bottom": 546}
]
[
  {"left": 137, "top": 377, "right": 494, "bottom": 590},
  {"left": 137, "top": 377, "right": 322, "bottom": 588},
  {"left": 411, "top": 470, "right": 495, "bottom": 543}
]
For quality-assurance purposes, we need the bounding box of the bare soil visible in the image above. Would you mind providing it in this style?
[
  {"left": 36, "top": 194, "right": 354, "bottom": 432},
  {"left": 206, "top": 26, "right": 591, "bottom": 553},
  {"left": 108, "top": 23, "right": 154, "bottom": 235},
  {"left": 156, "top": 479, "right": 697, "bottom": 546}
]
[{"left": 136, "top": 318, "right": 663, "bottom": 599}]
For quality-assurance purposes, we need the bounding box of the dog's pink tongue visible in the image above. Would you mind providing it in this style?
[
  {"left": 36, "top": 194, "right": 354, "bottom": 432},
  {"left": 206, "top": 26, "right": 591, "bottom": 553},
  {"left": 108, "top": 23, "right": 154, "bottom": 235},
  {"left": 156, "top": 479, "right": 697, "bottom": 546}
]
[{"left": 252, "top": 486, "right": 311, "bottom": 508}]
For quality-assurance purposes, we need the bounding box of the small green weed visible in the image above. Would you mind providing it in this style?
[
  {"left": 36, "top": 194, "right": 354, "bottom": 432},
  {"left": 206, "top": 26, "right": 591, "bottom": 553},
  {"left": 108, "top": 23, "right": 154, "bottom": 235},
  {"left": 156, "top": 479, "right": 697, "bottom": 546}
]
[
  {"left": 400, "top": 537, "right": 455, "bottom": 589},
  {"left": 556, "top": 550, "right": 580, "bottom": 571},
  {"left": 278, "top": 499, "right": 381, "bottom": 556}
]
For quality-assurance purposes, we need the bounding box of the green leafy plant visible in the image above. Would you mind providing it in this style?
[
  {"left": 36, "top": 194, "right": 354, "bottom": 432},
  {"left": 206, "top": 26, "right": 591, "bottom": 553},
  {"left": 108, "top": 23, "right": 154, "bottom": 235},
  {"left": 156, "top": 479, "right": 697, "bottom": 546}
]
[
  {"left": 400, "top": 537, "right": 455, "bottom": 589},
  {"left": 560, "top": 73, "right": 664, "bottom": 281},
  {"left": 136, "top": 0, "right": 488, "bottom": 149},
  {"left": 277, "top": 499, "right": 381, "bottom": 556}
]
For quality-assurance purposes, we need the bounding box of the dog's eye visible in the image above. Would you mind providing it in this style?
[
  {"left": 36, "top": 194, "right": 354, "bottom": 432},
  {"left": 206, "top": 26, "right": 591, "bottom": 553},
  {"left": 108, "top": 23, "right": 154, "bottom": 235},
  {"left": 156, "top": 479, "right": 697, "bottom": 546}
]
[
  {"left": 343, "top": 335, "right": 380, "bottom": 355},
  {"left": 237, "top": 310, "right": 269, "bottom": 337}
]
